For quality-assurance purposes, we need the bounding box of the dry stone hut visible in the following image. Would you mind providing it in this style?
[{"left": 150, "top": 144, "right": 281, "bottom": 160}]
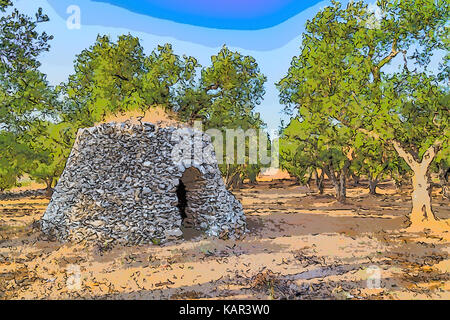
[{"left": 40, "top": 122, "right": 247, "bottom": 244}]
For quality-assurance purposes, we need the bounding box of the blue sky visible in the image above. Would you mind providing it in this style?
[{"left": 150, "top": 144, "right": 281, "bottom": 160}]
[{"left": 14, "top": 0, "right": 364, "bottom": 132}]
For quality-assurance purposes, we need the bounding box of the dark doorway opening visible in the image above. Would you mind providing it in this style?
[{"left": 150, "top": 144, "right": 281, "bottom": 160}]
[
  {"left": 176, "top": 179, "right": 187, "bottom": 220},
  {"left": 176, "top": 167, "right": 207, "bottom": 239}
]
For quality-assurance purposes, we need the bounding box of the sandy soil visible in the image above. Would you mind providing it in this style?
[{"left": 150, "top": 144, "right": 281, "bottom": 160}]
[{"left": 0, "top": 180, "right": 449, "bottom": 300}]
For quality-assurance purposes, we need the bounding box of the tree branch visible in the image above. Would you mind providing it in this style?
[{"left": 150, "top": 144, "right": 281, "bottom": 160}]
[
  {"left": 357, "top": 128, "right": 381, "bottom": 140},
  {"left": 377, "top": 38, "right": 401, "bottom": 70},
  {"left": 422, "top": 140, "right": 442, "bottom": 168},
  {"left": 392, "top": 140, "right": 418, "bottom": 168},
  {"left": 205, "top": 83, "right": 219, "bottom": 91},
  {"left": 113, "top": 74, "right": 129, "bottom": 81}
]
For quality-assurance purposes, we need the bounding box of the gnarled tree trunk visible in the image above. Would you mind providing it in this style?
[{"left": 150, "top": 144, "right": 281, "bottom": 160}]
[
  {"left": 438, "top": 164, "right": 449, "bottom": 200},
  {"left": 315, "top": 169, "right": 325, "bottom": 194},
  {"left": 323, "top": 161, "right": 350, "bottom": 203},
  {"left": 368, "top": 178, "right": 379, "bottom": 195},
  {"left": 337, "top": 172, "right": 347, "bottom": 203},
  {"left": 393, "top": 141, "right": 440, "bottom": 226},
  {"left": 305, "top": 171, "right": 312, "bottom": 190},
  {"left": 45, "top": 178, "right": 54, "bottom": 198},
  {"left": 410, "top": 166, "right": 434, "bottom": 223},
  {"left": 351, "top": 173, "right": 361, "bottom": 186},
  {"left": 226, "top": 171, "right": 243, "bottom": 190}
]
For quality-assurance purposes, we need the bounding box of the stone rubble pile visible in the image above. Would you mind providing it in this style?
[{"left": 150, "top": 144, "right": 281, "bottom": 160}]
[{"left": 40, "top": 122, "right": 247, "bottom": 244}]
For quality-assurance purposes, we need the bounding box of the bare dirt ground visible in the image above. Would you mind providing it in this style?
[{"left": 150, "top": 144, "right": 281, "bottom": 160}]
[{"left": 0, "top": 180, "right": 449, "bottom": 300}]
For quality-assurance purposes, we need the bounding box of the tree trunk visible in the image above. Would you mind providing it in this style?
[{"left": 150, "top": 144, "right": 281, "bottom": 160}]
[
  {"left": 438, "top": 164, "right": 449, "bottom": 200},
  {"left": 410, "top": 166, "right": 435, "bottom": 224},
  {"left": 392, "top": 141, "right": 439, "bottom": 226},
  {"left": 315, "top": 169, "right": 324, "bottom": 194},
  {"left": 226, "top": 170, "right": 243, "bottom": 190},
  {"left": 368, "top": 180, "right": 378, "bottom": 195},
  {"left": 368, "top": 176, "right": 379, "bottom": 195},
  {"left": 337, "top": 172, "right": 347, "bottom": 203},
  {"left": 324, "top": 163, "right": 349, "bottom": 203},
  {"left": 368, "top": 165, "right": 387, "bottom": 195},
  {"left": 45, "top": 178, "right": 54, "bottom": 198},
  {"left": 351, "top": 173, "right": 360, "bottom": 186},
  {"left": 305, "top": 171, "right": 312, "bottom": 190}
]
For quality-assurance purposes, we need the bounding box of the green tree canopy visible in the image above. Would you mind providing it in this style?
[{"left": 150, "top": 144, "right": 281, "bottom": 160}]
[
  {"left": 278, "top": 0, "right": 449, "bottom": 227},
  {"left": 62, "top": 35, "right": 200, "bottom": 126},
  {"left": 196, "top": 46, "right": 268, "bottom": 188},
  {"left": 0, "top": 0, "right": 56, "bottom": 191}
]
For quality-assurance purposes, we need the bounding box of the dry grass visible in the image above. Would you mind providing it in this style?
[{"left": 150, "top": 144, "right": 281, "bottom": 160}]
[
  {"left": 95, "top": 106, "right": 183, "bottom": 127},
  {"left": 0, "top": 180, "right": 449, "bottom": 300}
]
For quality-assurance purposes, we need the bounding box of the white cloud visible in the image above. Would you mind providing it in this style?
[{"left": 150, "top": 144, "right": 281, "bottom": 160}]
[{"left": 366, "top": 1, "right": 384, "bottom": 29}]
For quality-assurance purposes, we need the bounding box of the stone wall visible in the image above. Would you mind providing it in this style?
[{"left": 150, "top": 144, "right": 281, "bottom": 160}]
[{"left": 40, "top": 122, "right": 247, "bottom": 244}]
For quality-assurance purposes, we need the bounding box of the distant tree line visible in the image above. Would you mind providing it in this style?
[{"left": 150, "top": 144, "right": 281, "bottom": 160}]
[
  {"left": 278, "top": 0, "right": 448, "bottom": 229},
  {"left": 0, "top": 0, "right": 268, "bottom": 194},
  {"left": 0, "top": 0, "right": 448, "bottom": 231}
]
